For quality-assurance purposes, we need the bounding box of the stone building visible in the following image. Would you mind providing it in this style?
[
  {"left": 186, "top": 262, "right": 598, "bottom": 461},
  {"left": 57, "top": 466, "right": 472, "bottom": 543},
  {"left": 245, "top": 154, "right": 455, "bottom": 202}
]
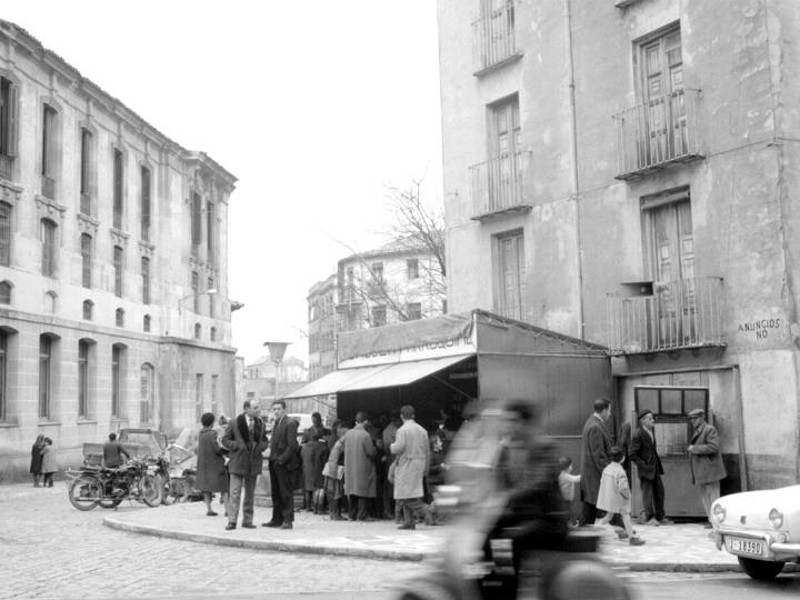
[
  {"left": 0, "top": 20, "right": 237, "bottom": 475},
  {"left": 438, "top": 1, "right": 800, "bottom": 493},
  {"left": 307, "top": 273, "right": 337, "bottom": 381}
]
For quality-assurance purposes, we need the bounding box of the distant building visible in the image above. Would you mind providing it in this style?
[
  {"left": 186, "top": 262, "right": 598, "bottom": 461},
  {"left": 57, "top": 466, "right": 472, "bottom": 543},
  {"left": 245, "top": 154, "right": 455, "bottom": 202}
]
[
  {"left": 242, "top": 355, "right": 308, "bottom": 407},
  {"left": 0, "top": 20, "right": 237, "bottom": 473},
  {"left": 307, "top": 274, "right": 337, "bottom": 381}
]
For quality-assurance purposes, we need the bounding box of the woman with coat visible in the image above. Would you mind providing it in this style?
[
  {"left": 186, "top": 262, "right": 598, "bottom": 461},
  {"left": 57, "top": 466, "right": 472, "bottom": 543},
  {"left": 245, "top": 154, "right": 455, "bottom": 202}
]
[
  {"left": 40, "top": 437, "right": 57, "bottom": 487},
  {"left": 324, "top": 424, "right": 347, "bottom": 520},
  {"left": 195, "top": 412, "right": 229, "bottom": 517},
  {"left": 30, "top": 434, "right": 45, "bottom": 487}
]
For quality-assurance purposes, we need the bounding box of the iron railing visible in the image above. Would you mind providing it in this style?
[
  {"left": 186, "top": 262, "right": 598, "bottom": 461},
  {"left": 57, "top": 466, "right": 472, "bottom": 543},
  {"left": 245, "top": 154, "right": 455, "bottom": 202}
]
[
  {"left": 0, "top": 155, "right": 13, "bottom": 181},
  {"left": 614, "top": 89, "right": 703, "bottom": 179},
  {"left": 470, "top": 150, "right": 533, "bottom": 219},
  {"left": 41, "top": 174, "right": 55, "bottom": 199},
  {"left": 472, "top": 1, "right": 521, "bottom": 73},
  {"left": 606, "top": 277, "right": 724, "bottom": 354}
]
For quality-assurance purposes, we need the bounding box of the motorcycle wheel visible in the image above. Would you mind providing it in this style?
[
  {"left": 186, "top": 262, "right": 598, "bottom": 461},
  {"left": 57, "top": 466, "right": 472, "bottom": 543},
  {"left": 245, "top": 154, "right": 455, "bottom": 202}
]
[
  {"left": 139, "top": 473, "right": 161, "bottom": 507},
  {"left": 67, "top": 476, "right": 102, "bottom": 511}
]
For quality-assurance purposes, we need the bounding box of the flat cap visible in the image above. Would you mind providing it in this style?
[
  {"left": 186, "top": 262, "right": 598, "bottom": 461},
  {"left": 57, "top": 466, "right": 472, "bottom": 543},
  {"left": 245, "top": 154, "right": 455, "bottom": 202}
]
[
  {"left": 638, "top": 409, "right": 653, "bottom": 421},
  {"left": 687, "top": 408, "right": 705, "bottom": 418}
]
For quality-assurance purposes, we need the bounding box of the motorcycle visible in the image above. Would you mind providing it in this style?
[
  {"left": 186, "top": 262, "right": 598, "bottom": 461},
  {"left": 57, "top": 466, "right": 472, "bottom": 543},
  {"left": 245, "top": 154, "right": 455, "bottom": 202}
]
[
  {"left": 395, "top": 402, "right": 630, "bottom": 600},
  {"left": 66, "top": 457, "right": 161, "bottom": 511}
]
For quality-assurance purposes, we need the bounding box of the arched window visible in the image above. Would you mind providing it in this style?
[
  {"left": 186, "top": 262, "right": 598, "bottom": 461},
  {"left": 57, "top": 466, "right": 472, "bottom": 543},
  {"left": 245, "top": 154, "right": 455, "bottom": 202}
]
[
  {"left": 0, "top": 280, "right": 11, "bottom": 304},
  {"left": 45, "top": 290, "right": 57, "bottom": 314},
  {"left": 143, "top": 314, "right": 151, "bottom": 332},
  {"left": 82, "top": 299, "right": 93, "bottom": 320},
  {"left": 194, "top": 323, "right": 201, "bottom": 340},
  {"left": 115, "top": 308, "right": 125, "bottom": 327}
]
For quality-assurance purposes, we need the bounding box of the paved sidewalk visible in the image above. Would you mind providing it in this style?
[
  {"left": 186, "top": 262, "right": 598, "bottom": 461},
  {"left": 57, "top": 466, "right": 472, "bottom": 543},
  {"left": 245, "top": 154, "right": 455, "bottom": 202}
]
[{"left": 104, "top": 501, "right": 749, "bottom": 571}]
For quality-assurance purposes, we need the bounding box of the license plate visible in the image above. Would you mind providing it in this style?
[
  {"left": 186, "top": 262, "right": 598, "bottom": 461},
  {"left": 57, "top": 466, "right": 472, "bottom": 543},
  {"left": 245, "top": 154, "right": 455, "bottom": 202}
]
[{"left": 727, "top": 537, "right": 764, "bottom": 557}]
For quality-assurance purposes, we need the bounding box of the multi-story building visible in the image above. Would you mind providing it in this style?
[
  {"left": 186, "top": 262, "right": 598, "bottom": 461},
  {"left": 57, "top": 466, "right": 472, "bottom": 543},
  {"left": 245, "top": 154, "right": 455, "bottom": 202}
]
[
  {"left": 0, "top": 20, "right": 237, "bottom": 474},
  {"left": 307, "top": 273, "right": 337, "bottom": 381},
  {"left": 438, "top": 1, "right": 800, "bottom": 491},
  {"left": 335, "top": 238, "right": 447, "bottom": 333}
]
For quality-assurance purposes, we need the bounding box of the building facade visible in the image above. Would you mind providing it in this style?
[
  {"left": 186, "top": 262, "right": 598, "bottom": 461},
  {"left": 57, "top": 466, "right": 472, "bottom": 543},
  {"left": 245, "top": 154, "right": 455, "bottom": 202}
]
[
  {"left": 307, "top": 273, "right": 337, "bottom": 381},
  {"left": 438, "top": 1, "right": 800, "bottom": 491},
  {"left": 0, "top": 20, "right": 237, "bottom": 475}
]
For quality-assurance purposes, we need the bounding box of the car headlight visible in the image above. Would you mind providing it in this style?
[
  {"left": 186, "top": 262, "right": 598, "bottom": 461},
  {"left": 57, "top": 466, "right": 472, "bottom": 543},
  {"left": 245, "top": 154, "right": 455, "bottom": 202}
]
[
  {"left": 712, "top": 502, "right": 726, "bottom": 524},
  {"left": 768, "top": 508, "right": 784, "bottom": 529}
]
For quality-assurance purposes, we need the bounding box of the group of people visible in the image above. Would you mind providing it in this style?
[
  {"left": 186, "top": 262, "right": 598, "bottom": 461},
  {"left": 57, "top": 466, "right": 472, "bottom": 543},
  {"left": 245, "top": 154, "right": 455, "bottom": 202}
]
[
  {"left": 576, "top": 397, "right": 727, "bottom": 545},
  {"left": 29, "top": 434, "right": 57, "bottom": 487}
]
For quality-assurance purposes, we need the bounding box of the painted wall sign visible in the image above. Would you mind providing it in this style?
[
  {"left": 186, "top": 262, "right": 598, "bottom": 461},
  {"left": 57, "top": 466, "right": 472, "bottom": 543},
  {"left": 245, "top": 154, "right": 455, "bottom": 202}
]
[{"left": 738, "top": 318, "right": 782, "bottom": 340}]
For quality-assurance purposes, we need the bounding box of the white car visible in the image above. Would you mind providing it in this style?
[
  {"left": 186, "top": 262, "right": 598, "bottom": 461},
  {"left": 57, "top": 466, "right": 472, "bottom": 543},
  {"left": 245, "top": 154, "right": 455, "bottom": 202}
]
[{"left": 711, "top": 485, "right": 800, "bottom": 579}]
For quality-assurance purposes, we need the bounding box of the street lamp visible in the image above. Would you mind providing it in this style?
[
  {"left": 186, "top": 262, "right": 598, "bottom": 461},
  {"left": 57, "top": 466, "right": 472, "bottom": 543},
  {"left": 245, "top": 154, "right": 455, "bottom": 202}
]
[{"left": 263, "top": 340, "right": 290, "bottom": 401}]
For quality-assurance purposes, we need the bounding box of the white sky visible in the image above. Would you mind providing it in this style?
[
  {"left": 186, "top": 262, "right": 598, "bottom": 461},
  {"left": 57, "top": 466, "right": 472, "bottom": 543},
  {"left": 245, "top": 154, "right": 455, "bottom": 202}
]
[{"left": 3, "top": 1, "right": 444, "bottom": 364}]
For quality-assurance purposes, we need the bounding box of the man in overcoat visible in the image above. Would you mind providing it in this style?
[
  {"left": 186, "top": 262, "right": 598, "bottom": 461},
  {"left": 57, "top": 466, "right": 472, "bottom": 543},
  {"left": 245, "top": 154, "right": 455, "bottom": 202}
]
[
  {"left": 579, "top": 398, "right": 612, "bottom": 525},
  {"left": 263, "top": 399, "right": 300, "bottom": 529},
  {"left": 629, "top": 409, "right": 672, "bottom": 525},
  {"left": 342, "top": 411, "right": 377, "bottom": 521},
  {"left": 390, "top": 405, "right": 432, "bottom": 530},
  {"left": 221, "top": 399, "right": 268, "bottom": 530},
  {"left": 687, "top": 408, "right": 726, "bottom": 526}
]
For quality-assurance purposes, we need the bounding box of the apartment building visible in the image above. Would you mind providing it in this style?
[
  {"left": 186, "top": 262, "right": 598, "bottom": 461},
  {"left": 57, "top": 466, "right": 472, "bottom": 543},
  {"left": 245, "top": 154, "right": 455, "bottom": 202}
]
[
  {"left": 307, "top": 273, "right": 337, "bottom": 381},
  {"left": 438, "top": 1, "right": 800, "bottom": 492},
  {"left": 0, "top": 20, "right": 237, "bottom": 473}
]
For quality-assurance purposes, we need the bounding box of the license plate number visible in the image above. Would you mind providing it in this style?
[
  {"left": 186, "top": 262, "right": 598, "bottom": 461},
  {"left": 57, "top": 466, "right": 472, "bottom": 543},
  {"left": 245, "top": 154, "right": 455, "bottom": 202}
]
[{"left": 727, "top": 537, "right": 764, "bottom": 557}]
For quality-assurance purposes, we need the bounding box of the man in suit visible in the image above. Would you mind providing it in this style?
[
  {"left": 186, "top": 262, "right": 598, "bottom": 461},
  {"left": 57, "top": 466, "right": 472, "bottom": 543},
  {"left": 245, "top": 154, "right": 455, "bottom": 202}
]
[
  {"left": 221, "top": 399, "right": 268, "bottom": 530},
  {"left": 262, "top": 399, "right": 300, "bottom": 529},
  {"left": 579, "top": 398, "right": 612, "bottom": 525},
  {"left": 629, "top": 409, "right": 673, "bottom": 526},
  {"left": 687, "top": 408, "right": 727, "bottom": 527}
]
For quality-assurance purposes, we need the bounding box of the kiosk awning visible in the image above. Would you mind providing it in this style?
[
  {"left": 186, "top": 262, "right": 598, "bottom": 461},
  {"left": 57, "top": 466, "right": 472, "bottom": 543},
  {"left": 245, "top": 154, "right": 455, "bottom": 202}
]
[{"left": 284, "top": 354, "right": 474, "bottom": 400}]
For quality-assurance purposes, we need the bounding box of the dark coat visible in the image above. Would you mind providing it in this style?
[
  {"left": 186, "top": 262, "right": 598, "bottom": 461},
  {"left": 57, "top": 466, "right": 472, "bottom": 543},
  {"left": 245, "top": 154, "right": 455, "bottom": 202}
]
[
  {"left": 629, "top": 426, "right": 663, "bottom": 480},
  {"left": 269, "top": 415, "right": 300, "bottom": 470},
  {"left": 29, "top": 438, "right": 44, "bottom": 474},
  {"left": 343, "top": 423, "right": 377, "bottom": 497},
  {"left": 579, "top": 414, "right": 612, "bottom": 505},
  {"left": 689, "top": 422, "right": 727, "bottom": 485},
  {"left": 301, "top": 440, "right": 328, "bottom": 491},
  {"left": 222, "top": 413, "right": 268, "bottom": 476},
  {"left": 195, "top": 428, "right": 228, "bottom": 493}
]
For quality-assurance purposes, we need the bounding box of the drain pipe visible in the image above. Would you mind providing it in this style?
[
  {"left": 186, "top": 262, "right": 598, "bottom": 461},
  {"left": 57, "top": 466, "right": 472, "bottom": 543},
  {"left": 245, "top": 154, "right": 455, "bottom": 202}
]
[{"left": 564, "top": 0, "right": 585, "bottom": 340}]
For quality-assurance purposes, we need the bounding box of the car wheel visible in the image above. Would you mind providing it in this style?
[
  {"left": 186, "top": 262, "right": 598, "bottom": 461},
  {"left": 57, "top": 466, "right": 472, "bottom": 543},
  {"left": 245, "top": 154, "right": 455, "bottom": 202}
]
[{"left": 738, "top": 557, "right": 785, "bottom": 580}]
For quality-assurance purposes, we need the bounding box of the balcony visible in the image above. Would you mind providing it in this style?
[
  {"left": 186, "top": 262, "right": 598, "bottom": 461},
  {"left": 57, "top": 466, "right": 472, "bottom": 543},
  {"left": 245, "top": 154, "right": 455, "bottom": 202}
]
[
  {"left": 41, "top": 174, "right": 55, "bottom": 199},
  {"left": 0, "top": 155, "right": 13, "bottom": 181},
  {"left": 606, "top": 277, "right": 724, "bottom": 354},
  {"left": 470, "top": 150, "right": 533, "bottom": 221},
  {"left": 472, "top": 2, "right": 522, "bottom": 75},
  {"left": 614, "top": 89, "right": 703, "bottom": 179}
]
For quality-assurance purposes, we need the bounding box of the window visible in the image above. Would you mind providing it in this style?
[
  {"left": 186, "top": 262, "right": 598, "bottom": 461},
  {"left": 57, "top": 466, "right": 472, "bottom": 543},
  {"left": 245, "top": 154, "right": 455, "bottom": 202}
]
[
  {"left": 191, "top": 192, "right": 202, "bottom": 248},
  {"left": 493, "top": 229, "right": 524, "bottom": 320},
  {"left": 195, "top": 373, "right": 204, "bottom": 423},
  {"left": 111, "top": 344, "right": 125, "bottom": 418},
  {"left": 0, "top": 201, "right": 10, "bottom": 265},
  {"left": 0, "top": 76, "right": 19, "bottom": 179},
  {"left": 370, "top": 262, "right": 384, "bottom": 283},
  {"left": 113, "top": 149, "right": 124, "bottom": 229},
  {"left": 635, "top": 386, "right": 708, "bottom": 456},
  {"left": 115, "top": 308, "right": 125, "bottom": 327},
  {"left": 143, "top": 314, "right": 151, "bottom": 332},
  {"left": 474, "top": 0, "right": 518, "bottom": 72},
  {"left": 194, "top": 323, "right": 201, "bottom": 340},
  {"left": 407, "top": 258, "right": 419, "bottom": 280},
  {"left": 113, "top": 245, "right": 123, "bottom": 297},
  {"left": 82, "top": 300, "right": 93, "bottom": 321},
  {"left": 208, "top": 277, "right": 215, "bottom": 318},
  {"left": 140, "top": 363, "right": 154, "bottom": 424},
  {"left": 80, "top": 233, "right": 92, "bottom": 288},
  {"left": 41, "top": 218, "right": 57, "bottom": 277},
  {"left": 211, "top": 375, "right": 219, "bottom": 416},
  {"left": 206, "top": 200, "right": 214, "bottom": 260},
  {"left": 372, "top": 305, "right": 387, "bottom": 327},
  {"left": 141, "top": 257, "right": 150, "bottom": 304},
  {"left": 41, "top": 104, "right": 58, "bottom": 199},
  {"left": 45, "top": 290, "right": 57, "bottom": 314},
  {"left": 191, "top": 271, "right": 199, "bottom": 313},
  {"left": 80, "top": 129, "right": 93, "bottom": 215},
  {"left": 0, "top": 280, "right": 10, "bottom": 304},
  {"left": 406, "top": 302, "right": 422, "bottom": 321},
  {"left": 39, "top": 335, "right": 52, "bottom": 419},
  {"left": 140, "top": 166, "right": 151, "bottom": 241},
  {"left": 210, "top": 326, "right": 217, "bottom": 342},
  {"left": 78, "top": 339, "right": 91, "bottom": 418},
  {"left": 0, "top": 329, "right": 7, "bottom": 422}
]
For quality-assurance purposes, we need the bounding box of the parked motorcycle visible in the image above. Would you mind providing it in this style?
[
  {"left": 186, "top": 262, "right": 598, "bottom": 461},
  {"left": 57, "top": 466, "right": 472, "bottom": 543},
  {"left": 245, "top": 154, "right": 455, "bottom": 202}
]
[
  {"left": 395, "top": 402, "right": 630, "bottom": 600},
  {"left": 66, "top": 457, "right": 161, "bottom": 511}
]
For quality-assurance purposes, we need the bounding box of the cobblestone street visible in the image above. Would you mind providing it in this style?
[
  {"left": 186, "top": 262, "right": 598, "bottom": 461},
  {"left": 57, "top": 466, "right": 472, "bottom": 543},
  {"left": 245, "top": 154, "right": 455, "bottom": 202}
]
[{"left": 0, "top": 484, "right": 424, "bottom": 600}]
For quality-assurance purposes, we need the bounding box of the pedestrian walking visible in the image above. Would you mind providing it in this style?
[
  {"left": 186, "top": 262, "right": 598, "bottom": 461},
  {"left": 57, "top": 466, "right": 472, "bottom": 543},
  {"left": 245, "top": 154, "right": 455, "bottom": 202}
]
[
  {"left": 687, "top": 408, "right": 727, "bottom": 527},
  {"left": 595, "top": 446, "right": 645, "bottom": 546},
  {"left": 30, "top": 434, "right": 45, "bottom": 487},
  {"left": 40, "top": 437, "right": 57, "bottom": 487},
  {"left": 196, "top": 412, "right": 229, "bottom": 517},
  {"left": 579, "top": 398, "right": 613, "bottom": 525},
  {"left": 629, "top": 409, "right": 673, "bottom": 526},
  {"left": 221, "top": 399, "right": 268, "bottom": 530},
  {"left": 342, "top": 412, "right": 377, "bottom": 521},
  {"left": 263, "top": 400, "right": 301, "bottom": 530},
  {"left": 390, "top": 405, "right": 434, "bottom": 530}
]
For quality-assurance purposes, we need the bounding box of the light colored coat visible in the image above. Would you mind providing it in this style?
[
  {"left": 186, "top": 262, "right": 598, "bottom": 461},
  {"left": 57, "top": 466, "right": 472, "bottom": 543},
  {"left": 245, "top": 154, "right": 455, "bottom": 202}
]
[
  {"left": 40, "top": 444, "right": 58, "bottom": 474},
  {"left": 689, "top": 422, "right": 727, "bottom": 485},
  {"left": 596, "top": 461, "right": 631, "bottom": 514},
  {"left": 390, "top": 419, "right": 430, "bottom": 500},
  {"left": 343, "top": 423, "right": 377, "bottom": 497}
]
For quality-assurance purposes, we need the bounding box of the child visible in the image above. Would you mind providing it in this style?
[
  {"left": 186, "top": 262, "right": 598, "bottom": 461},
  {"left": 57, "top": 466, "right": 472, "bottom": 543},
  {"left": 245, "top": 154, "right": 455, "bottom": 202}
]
[
  {"left": 557, "top": 455, "right": 581, "bottom": 502},
  {"left": 595, "top": 445, "right": 645, "bottom": 546}
]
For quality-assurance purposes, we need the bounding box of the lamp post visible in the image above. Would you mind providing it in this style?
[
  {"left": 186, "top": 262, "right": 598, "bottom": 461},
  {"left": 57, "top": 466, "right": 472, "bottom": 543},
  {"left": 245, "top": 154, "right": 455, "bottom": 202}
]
[{"left": 263, "top": 340, "right": 290, "bottom": 402}]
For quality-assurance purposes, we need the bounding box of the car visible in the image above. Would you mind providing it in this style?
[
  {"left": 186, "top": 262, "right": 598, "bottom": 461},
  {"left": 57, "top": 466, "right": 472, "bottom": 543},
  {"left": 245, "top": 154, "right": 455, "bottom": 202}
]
[{"left": 710, "top": 484, "right": 800, "bottom": 579}]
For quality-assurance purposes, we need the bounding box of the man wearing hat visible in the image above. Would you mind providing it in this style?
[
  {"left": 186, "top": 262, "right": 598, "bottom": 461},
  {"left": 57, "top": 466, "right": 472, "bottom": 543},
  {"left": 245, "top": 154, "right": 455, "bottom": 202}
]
[
  {"left": 629, "top": 409, "right": 672, "bottom": 526},
  {"left": 687, "top": 408, "right": 726, "bottom": 527}
]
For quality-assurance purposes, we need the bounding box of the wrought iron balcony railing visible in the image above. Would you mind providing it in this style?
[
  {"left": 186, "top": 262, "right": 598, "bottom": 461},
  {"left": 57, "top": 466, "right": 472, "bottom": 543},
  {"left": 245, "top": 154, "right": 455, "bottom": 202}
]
[
  {"left": 472, "top": 1, "right": 522, "bottom": 74},
  {"left": 614, "top": 89, "right": 703, "bottom": 179},
  {"left": 606, "top": 277, "right": 724, "bottom": 354},
  {"left": 470, "top": 150, "right": 533, "bottom": 220}
]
